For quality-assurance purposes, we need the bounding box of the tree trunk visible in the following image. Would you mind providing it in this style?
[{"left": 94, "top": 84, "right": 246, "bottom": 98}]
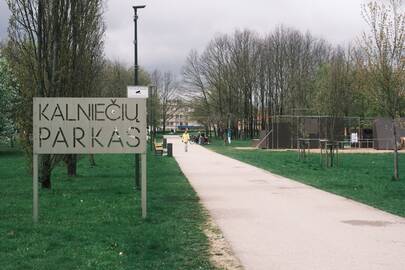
[
  {"left": 392, "top": 119, "right": 399, "bottom": 180},
  {"left": 162, "top": 114, "right": 166, "bottom": 133},
  {"left": 10, "top": 136, "right": 14, "bottom": 148},
  {"left": 89, "top": 154, "right": 96, "bottom": 167},
  {"left": 41, "top": 172, "right": 51, "bottom": 189},
  {"left": 40, "top": 155, "right": 52, "bottom": 189},
  {"left": 66, "top": 154, "right": 77, "bottom": 177}
]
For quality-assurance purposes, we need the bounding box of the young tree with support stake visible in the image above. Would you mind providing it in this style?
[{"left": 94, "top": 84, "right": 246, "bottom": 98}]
[{"left": 360, "top": 0, "right": 405, "bottom": 180}]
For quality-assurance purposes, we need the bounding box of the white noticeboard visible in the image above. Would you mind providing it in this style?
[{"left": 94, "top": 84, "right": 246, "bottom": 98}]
[
  {"left": 127, "top": 86, "right": 149, "bottom": 99},
  {"left": 351, "top": 133, "right": 358, "bottom": 143}
]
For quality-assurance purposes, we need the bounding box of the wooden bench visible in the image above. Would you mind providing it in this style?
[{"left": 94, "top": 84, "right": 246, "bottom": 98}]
[{"left": 154, "top": 142, "right": 164, "bottom": 156}]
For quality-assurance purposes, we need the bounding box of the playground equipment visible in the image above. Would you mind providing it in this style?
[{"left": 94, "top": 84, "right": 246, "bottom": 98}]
[
  {"left": 256, "top": 116, "right": 405, "bottom": 151},
  {"left": 263, "top": 115, "right": 361, "bottom": 149},
  {"left": 373, "top": 118, "right": 405, "bottom": 150}
]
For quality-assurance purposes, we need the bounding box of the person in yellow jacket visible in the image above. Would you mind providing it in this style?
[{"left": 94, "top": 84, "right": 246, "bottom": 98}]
[{"left": 182, "top": 128, "right": 190, "bottom": 152}]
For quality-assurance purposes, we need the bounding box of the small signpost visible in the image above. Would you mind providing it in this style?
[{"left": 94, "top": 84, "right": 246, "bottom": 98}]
[
  {"left": 32, "top": 97, "right": 147, "bottom": 222},
  {"left": 127, "top": 86, "right": 149, "bottom": 220},
  {"left": 127, "top": 86, "right": 149, "bottom": 99},
  {"left": 127, "top": 86, "right": 148, "bottom": 191}
]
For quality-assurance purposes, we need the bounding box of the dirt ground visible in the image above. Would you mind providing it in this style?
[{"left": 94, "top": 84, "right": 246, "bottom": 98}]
[
  {"left": 204, "top": 213, "right": 244, "bottom": 270},
  {"left": 304, "top": 148, "right": 405, "bottom": 154},
  {"left": 234, "top": 146, "right": 405, "bottom": 154}
]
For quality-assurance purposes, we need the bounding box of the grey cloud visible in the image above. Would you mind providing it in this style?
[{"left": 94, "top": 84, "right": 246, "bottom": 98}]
[
  {"left": 0, "top": 0, "right": 369, "bottom": 74},
  {"left": 0, "top": 1, "right": 10, "bottom": 41},
  {"left": 104, "top": 0, "right": 368, "bottom": 74}
]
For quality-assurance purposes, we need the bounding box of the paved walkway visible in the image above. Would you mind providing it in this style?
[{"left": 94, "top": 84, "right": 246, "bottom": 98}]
[{"left": 167, "top": 137, "right": 405, "bottom": 270}]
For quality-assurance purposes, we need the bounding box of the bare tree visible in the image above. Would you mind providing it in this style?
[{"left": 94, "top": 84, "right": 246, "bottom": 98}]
[
  {"left": 359, "top": 0, "right": 405, "bottom": 180},
  {"left": 151, "top": 70, "right": 181, "bottom": 132},
  {"left": 315, "top": 47, "right": 355, "bottom": 117},
  {"left": 184, "top": 27, "right": 331, "bottom": 139}
]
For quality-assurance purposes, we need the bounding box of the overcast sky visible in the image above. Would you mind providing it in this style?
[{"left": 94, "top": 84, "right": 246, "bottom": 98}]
[{"left": 1, "top": 0, "right": 369, "bottom": 74}]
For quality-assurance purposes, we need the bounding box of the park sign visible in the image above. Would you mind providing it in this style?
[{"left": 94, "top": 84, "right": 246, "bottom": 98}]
[
  {"left": 32, "top": 97, "right": 148, "bottom": 223},
  {"left": 33, "top": 98, "right": 146, "bottom": 154}
]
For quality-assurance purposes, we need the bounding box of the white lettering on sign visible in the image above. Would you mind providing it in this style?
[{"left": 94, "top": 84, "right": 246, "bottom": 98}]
[{"left": 33, "top": 98, "right": 146, "bottom": 154}]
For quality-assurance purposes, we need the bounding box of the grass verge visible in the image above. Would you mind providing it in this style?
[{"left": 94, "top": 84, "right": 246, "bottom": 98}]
[
  {"left": 206, "top": 139, "right": 405, "bottom": 217},
  {"left": 0, "top": 146, "right": 216, "bottom": 270}
]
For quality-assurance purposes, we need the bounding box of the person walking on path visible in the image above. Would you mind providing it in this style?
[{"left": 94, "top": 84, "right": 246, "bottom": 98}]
[
  {"left": 227, "top": 128, "right": 232, "bottom": 144},
  {"left": 182, "top": 129, "right": 190, "bottom": 152}
]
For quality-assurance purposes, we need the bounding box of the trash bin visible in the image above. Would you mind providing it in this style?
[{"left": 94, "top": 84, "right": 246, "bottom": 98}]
[{"left": 167, "top": 143, "right": 173, "bottom": 157}]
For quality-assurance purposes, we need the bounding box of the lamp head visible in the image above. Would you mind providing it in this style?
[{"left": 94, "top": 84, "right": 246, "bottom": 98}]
[{"left": 133, "top": 5, "right": 146, "bottom": 10}]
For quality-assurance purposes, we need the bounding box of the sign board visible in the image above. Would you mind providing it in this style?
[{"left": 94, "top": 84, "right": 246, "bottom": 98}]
[
  {"left": 351, "top": 132, "right": 358, "bottom": 143},
  {"left": 127, "top": 86, "right": 149, "bottom": 99},
  {"left": 33, "top": 98, "right": 146, "bottom": 154}
]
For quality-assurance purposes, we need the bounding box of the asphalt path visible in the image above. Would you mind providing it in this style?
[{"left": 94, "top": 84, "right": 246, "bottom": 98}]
[{"left": 168, "top": 136, "right": 405, "bottom": 270}]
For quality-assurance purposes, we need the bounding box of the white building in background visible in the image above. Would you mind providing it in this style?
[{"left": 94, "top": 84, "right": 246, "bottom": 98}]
[{"left": 164, "top": 106, "right": 201, "bottom": 131}]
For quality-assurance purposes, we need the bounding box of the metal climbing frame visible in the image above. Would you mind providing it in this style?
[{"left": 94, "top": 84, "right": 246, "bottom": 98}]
[{"left": 268, "top": 115, "right": 361, "bottom": 149}]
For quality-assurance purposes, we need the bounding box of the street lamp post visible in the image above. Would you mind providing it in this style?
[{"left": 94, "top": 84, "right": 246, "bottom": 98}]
[
  {"left": 148, "top": 85, "right": 157, "bottom": 151},
  {"left": 133, "top": 5, "right": 145, "bottom": 85},
  {"left": 133, "top": 4, "right": 145, "bottom": 190}
]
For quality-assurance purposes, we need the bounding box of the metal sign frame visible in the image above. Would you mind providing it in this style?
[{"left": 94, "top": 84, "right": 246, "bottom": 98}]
[{"left": 32, "top": 97, "right": 148, "bottom": 223}]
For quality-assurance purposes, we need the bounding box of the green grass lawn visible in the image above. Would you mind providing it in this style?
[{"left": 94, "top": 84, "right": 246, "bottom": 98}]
[
  {"left": 207, "top": 139, "right": 405, "bottom": 217},
  {"left": 0, "top": 146, "right": 216, "bottom": 270}
]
